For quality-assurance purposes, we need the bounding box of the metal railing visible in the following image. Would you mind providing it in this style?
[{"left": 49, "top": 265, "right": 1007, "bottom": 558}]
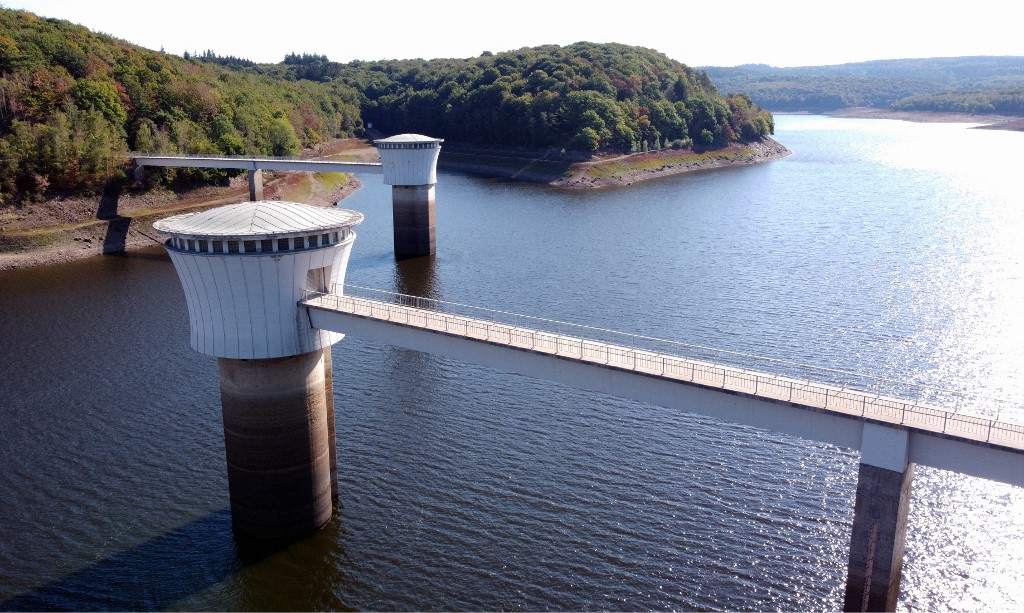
[
  {"left": 300, "top": 286, "right": 1024, "bottom": 449},
  {"left": 127, "top": 152, "right": 382, "bottom": 165}
]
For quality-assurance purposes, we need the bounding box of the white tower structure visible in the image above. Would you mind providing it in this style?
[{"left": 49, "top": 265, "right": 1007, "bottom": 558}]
[
  {"left": 374, "top": 134, "right": 443, "bottom": 258},
  {"left": 154, "top": 200, "right": 363, "bottom": 538}
]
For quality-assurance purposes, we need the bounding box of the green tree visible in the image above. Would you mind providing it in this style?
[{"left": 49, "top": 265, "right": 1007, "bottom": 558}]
[
  {"left": 71, "top": 78, "right": 127, "bottom": 126},
  {"left": 267, "top": 116, "right": 300, "bottom": 156},
  {"left": 570, "top": 126, "right": 600, "bottom": 151}
]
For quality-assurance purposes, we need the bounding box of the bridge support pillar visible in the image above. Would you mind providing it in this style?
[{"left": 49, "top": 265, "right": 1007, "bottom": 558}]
[
  {"left": 133, "top": 164, "right": 145, "bottom": 184},
  {"left": 324, "top": 348, "right": 338, "bottom": 500},
  {"left": 392, "top": 184, "right": 436, "bottom": 258},
  {"left": 844, "top": 423, "right": 914, "bottom": 612},
  {"left": 218, "top": 349, "right": 335, "bottom": 539},
  {"left": 248, "top": 169, "right": 264, "bottom": 201}
]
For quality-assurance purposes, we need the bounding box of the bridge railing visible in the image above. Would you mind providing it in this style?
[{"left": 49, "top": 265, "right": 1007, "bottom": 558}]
[
  {"left": 127, "top": 152, "right": 382, "bottom": 164},
  {"left": 337, "top": 286, "right": 1021, "bottom": 416},
  {"left": 302, "top": 286, "right": 1024, "bottom": 448}
]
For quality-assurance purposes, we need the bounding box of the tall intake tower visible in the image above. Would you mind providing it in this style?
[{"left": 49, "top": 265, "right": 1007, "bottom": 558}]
[
  {"left": 153, "top": 200, "right": 363, "bottom": 538},
  {"left": 374, "top": 134, "right": 443, "bottom": 258}
]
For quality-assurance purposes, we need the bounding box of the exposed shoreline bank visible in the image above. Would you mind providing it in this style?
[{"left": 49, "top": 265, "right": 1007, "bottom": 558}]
[
  {"left": 0, "top": 171, "right": 361, "bottom": 272},
  {"left": 438, "top": 137, "right": 791, "bottom": 189},
  {"left": 823, "top": 107, "right": 1024, "bottom": 131}
]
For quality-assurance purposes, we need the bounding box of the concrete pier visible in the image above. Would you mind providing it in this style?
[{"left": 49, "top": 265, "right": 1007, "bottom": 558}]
[
  {"left": 219, "top": 350, "right": 333, "bottom": 538},
  {"left": 324, "top": 348, "right": 338, "bottom": 500},
  {"left": 844, "top": 424, "right": 914, "bottom": 612},
  {"left": 391, "top": 184, "right": 436, "bottom": 257},
  {"left": 248, "top": 169, "right": 264, "bottom": 201},
  {"left": 374, "top": 134, "right": 443, "bottom": 258}
]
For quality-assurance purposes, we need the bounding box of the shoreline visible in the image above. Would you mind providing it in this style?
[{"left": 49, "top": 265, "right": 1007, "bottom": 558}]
[
  {"left": 554, "top": 138, "right": 790, "bottom": 189},
  {"left": 6, "top": 103, "right": 1010, "bottom": 272},
  {"left": 1, "top": 138, "right": 791, "bottom": 272},
  {"left": 0, "top": 171, "right": 361, "bottom": 272},
  {"left": 822, "top": 107, "right": 1024, "bottom": 130},
  {"left": 438, "top": 137, "right": 791, "bottom": 189}
]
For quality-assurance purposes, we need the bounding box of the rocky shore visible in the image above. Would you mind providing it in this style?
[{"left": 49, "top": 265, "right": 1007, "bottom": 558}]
[{"left": 552, "top": 138, "right": 790, "bottom": 189}]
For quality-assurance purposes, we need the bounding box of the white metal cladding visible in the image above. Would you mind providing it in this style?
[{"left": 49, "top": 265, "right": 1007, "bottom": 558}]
[
  {"left": 165, "top": 237, "right": 356, "bottom": 359},
  {"left": 374, "top": 135, "right": 442, "bottom": 186},
  {"left": 153, "top": 200, "right": 363, "bottom": 240}
]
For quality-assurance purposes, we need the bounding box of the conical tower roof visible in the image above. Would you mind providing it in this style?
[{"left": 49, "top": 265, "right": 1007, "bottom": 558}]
[{"left": 154, "top": 200, "right": 363, "bottom": 241}]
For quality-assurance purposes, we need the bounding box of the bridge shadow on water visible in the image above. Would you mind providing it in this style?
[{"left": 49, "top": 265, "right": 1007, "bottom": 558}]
[{"left": 0, "top": 509, "right": 312, "bottom": 611}]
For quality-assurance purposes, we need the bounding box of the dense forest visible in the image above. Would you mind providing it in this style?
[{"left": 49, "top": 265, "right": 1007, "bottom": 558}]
[
  {"left": 0, "top": 8, "right": 773, "bottom": 204},
  {"left": 265, "top": 43, "right": 774, "bottom": 153},
  {"left": 890, "top": 87, "right": 1024, "bottom": 114},
  {"left": 704, "top": 56, "right": 1024, "bottom": 113},
  {"left": 0, "top": 9, "right": 363, "bottom": 203}
]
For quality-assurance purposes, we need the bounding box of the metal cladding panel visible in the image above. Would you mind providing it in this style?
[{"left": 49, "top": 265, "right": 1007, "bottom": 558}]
[
  {"left": 379, "top": 148, "right": 440, "bottom": 186},
  {"left": 241, "top": 257, "right": 269, "bottom": 357},
  {"left": 154, "top": 200, "right": 363, "bottom": 239},
  {"left": 163, "top": 240, "right": 354, "bottom": 359},
  {"left": 330, "top": 241, "right": 353, "bottom": 288}
]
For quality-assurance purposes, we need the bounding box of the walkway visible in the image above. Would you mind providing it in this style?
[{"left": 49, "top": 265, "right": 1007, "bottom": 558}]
[
  {"left": 128, "top": 153, "right": 383, "bottom": 175},
  {"left": 301, "top": 287, "right": 1024, "bottom": 487}
]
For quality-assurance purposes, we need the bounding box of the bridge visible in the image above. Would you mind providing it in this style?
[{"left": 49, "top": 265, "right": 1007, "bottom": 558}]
[
  {"left": 131, "top": 136, "right": 442, "bottom": 258},
  {"left": 300, "top": 285, "right": 1024, "bottom": 612}
]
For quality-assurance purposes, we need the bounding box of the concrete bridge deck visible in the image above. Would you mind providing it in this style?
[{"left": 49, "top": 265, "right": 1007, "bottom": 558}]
[
  {"left": 128, "top": 153, "right": 383, "bottom": 175},
  {"left": 301, "top": 287, "right": 1024, "bottom": 487}
]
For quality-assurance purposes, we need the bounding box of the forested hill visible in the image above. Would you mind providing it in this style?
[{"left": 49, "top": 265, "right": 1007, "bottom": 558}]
[
  {"left": 704, "top": 56, "right": 1024, "bottom": 114},
  {"left": 0, "top": 8, "right": 363, "bottom": 202},
  {"left": 0, "top": 8, "right": 773, "bottom": 204},
  {"left": 267, "top": 43, "right": 774, "bottom": 153}
]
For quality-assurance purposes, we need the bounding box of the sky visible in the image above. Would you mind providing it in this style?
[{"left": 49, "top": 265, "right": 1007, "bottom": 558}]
[{"left": 3, "top": 0, "right": 1022, "bottom": 68}]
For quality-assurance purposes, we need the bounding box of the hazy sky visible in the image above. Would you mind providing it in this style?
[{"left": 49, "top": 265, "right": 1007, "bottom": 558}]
[{"left": 3, "top": 0, "right": 1022, "bottom": 68}]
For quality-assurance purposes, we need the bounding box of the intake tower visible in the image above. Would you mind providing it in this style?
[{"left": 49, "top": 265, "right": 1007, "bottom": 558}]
[
  {"left": 374, "top": 134, "right": 443, "bottom": 258},
  {"left": 153, "top": 200, "right": 363, "bottom": 538}
]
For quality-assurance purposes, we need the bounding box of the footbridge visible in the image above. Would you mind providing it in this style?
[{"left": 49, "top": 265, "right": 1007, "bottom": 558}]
[
  {"left": 132, "top": 134, "right": 443, "bottom": 257},
  {"left": 300, "top": 285, "right": 1024, "bottom": 612},
  {"left": 128, "top": 153, "right": 383, "bottom": 201}
]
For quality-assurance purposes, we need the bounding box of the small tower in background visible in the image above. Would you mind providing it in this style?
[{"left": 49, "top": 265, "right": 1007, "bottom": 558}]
[
  {"left": 374, "top": 134, "right": 443, "bottom": 258},
  {"left": 154, "top": 200, "right": 363, "bottom": 539}
]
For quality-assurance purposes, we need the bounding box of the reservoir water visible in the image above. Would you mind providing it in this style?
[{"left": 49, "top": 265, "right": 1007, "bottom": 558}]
[{"left": 1, "top": 115, "right": 1022, "bottom": 611}]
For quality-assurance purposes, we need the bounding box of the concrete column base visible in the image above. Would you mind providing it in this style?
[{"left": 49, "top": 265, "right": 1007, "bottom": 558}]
[
  {"left": 248, "top": 169, "right": 264, "bottom": 201},
  {"left": 324, "top": 348, "right": 338, "bottom": 500},
  {"left": 392, "top": 184, "right": 435, "bottom": 258},
  {"left": 843, "top": 462, "right": 914, "bottom": 612},
  {"left": 218, "top": 349, "right": 333, "bottom": 539}
]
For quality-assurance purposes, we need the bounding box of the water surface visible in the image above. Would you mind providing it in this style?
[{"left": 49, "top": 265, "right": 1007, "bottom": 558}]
[{"left": 1, "top": 115, "right": 1022, "bottom": 610}]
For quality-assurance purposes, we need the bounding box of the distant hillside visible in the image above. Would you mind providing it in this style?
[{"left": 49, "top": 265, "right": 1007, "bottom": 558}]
[
  {"left": 704, "top": 56, "right": 1024, "bottom": 113},
  {"left": 0, "top": 8, "right": 362, "bottom": 203},
  {"left": 1, "top": 7, "right": 774, "bottom": 204},
  {"left": 261, "top": 42, "right": 775, "bottom": 154}
]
